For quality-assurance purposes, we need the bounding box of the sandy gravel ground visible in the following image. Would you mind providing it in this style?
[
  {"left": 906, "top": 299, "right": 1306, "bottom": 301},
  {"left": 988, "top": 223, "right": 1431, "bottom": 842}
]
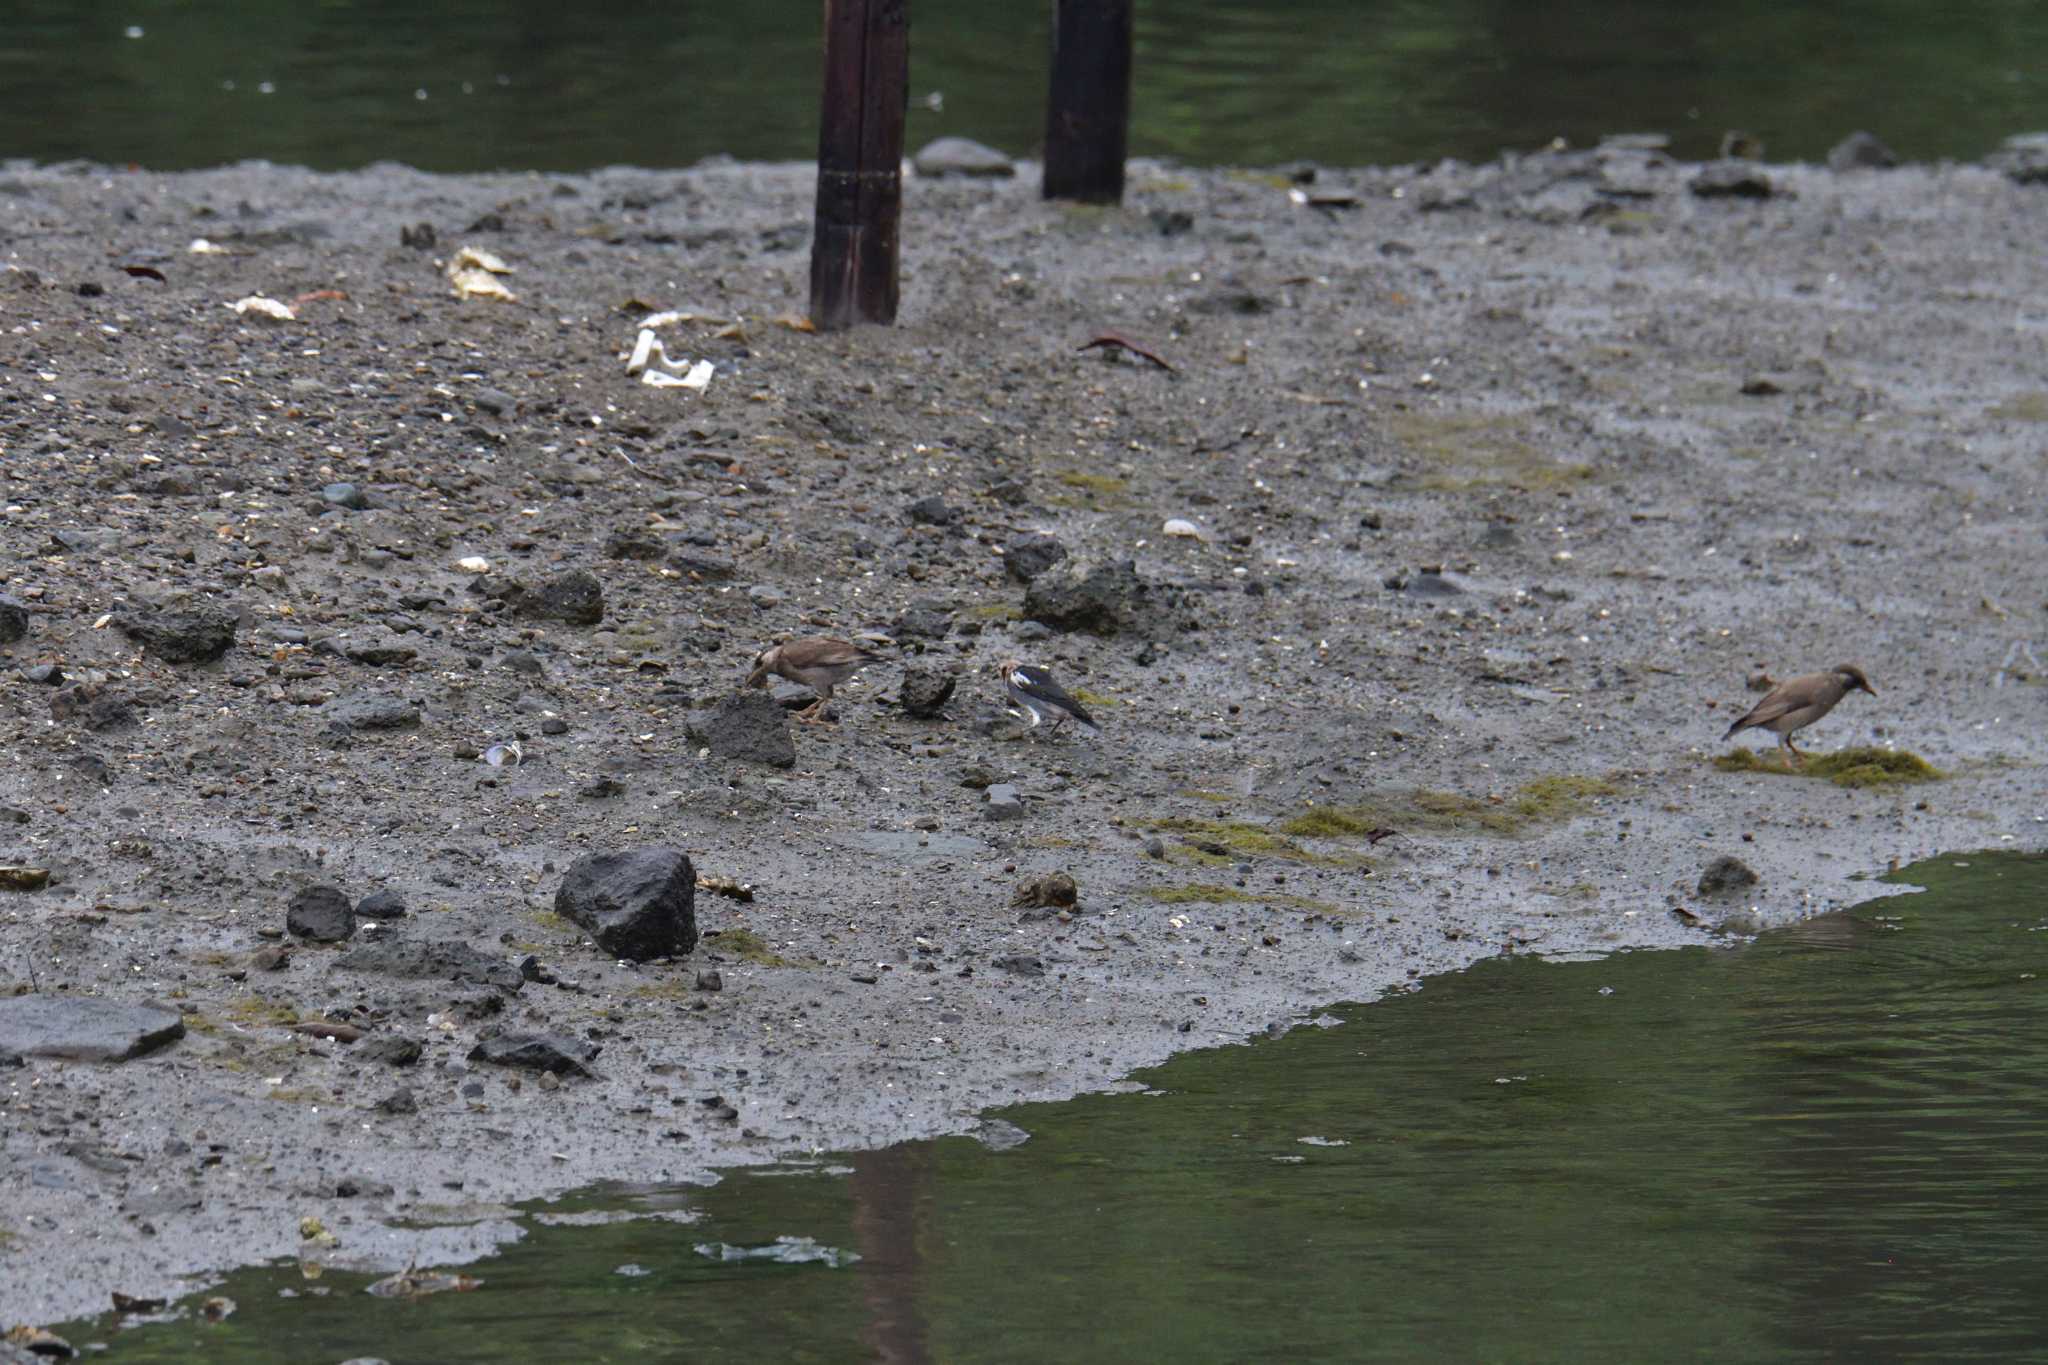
[{"left": 1, "top": 145, "right": 2043, "bottom": 1327}]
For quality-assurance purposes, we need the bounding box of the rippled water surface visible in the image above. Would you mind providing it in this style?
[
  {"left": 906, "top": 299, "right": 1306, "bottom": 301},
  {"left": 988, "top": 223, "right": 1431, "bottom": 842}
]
[
  {"left": 69, "top": 853, "right": 2048, "bottom": 1362},
  {"left": 3, "top": 2, "right": 2045, "bottom": 170}
]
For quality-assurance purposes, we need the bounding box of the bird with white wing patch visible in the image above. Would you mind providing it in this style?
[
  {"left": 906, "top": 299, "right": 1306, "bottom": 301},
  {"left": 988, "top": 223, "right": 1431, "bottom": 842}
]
[{"left": 993, "top": 657, "right": 1100, "bottom": 734}]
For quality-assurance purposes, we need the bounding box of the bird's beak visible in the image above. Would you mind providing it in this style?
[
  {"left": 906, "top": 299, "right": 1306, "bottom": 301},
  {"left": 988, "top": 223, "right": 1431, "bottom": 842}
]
[
  {"left": 744, "top": 665, "right": 770, "bottom": 689},
  {"left": 1861, "top": 682, "right": 1877, "bottom": 696}
]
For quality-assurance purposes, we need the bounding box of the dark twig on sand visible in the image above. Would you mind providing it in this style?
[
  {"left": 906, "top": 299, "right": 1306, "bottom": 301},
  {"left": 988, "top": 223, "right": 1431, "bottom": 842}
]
[{"left": 1079, "top": 330, "right": 1176, "bottom": 371}]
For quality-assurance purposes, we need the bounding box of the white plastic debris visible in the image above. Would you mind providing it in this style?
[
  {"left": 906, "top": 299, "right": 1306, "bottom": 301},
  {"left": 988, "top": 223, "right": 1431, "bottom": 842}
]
[
  {"left": 230, "top": 296, "right": 296, "bottom": 322},
  {"left": 641, "top": 359, "right": 713, "bottom": 391},
  {"left": 624, "top": 328, "right": 667, "bottom": 377},
  {"left": 626, "top": 329, "right": 713, "bottom": 390}
]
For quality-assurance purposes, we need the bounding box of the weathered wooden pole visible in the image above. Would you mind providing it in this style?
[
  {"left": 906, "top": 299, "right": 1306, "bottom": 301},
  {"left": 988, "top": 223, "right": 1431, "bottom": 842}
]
[
  {"left": 810, "top": 0, "right": 910, "bottom": 330},
  {"left": 1042, "top": 0, "right": 1132, "bottom": 204}
]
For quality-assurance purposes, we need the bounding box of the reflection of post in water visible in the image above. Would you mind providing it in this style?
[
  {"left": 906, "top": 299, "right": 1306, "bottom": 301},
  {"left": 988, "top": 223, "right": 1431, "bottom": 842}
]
[{"left": 849, "top": 1145, "right": 934, "bottom": 1363}]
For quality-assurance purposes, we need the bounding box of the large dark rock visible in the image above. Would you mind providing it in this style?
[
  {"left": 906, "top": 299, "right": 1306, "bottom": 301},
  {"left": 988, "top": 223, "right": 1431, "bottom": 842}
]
[
  {"left": 286, "top": 884, "right": 356, "bottom": 942},
  {"left": 892, "top": 597, "right": 955, "bottom": 641},
  {"left": 0, "top": 994, "right": 185, "bottom": 1061},
  {"left": 468, "top": 1032, "right": 599, "bottom": 1077},
  {"left": 118, "top": 601, "right": 237, "bottom": 664},
  {"left": 667, "top": 546, "right": 737, "bottom": 580},
  {"left": 359, "top": 1036, "right": 422, "bottom": 1067},
  {"left": 356, "top": 889, "right": 409, "bottom": 920},
  {"left": 555, "top": 847, "right": 699, "bottom": 961},
  {"left": 334, "top": 938, "right": 524, "bottom": 992},
  {"left": 324, "top": 692, "right": 421, "bottom": 731},
  {"left": 898, "top": 664, "right": 956, "bottom": 718},
  {"left": 1698, "top": 855, "right": 1761, "bottom": 897},
  {"left": 686, "top": 691, "right": 795, "bottom": 768},
  {"left": 1012, "top": 871, "right": 1078, "bottom": 909},
  {"left": 0, "top": 593, "right": 27, "bottom": 644},
  {"left": 1022, "top": 557, "right": 1151, "bottom": 635},
  {"left": 1002, "top": 533, "right": 1067, "bottom": 583},
  {"left": 498, "top": 568, "right": 605, "bottom": 625}
]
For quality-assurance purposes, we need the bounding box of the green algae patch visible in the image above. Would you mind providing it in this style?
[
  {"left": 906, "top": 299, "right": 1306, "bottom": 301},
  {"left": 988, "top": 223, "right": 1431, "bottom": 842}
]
[
  {"left": 1987, "top": 393, "right": 2048, "bottom": 422},
  {"left": 706, "top": 928, "right": 792, "bottom": 967},
  {"left": 1144, "top": 884, "right": 1339, "bottom": 913},
  {"left": 1146, "top": 817, "right": 1362, "bottom": 867},
  {"left": 1282, "top": 775, "right": 1620, "bottom": 840},
  {"left": 1071, "top": 688, "right": 1121, "bottom": 708},
  {"left": 1714, "top": 746, "right": 1942, "bottom": 788},
  {"left": 1055, "top": 470, "right": 1128, "bottom": 495},
  {"left": 221, "top": 999, "right": 301, "bottom": 1028},
  {"left": 1512, "top": 775, "right": 1621, "bottom": 818},
  {"left": 1388, "top": 411, "right": 1595, "bottom": 491}
]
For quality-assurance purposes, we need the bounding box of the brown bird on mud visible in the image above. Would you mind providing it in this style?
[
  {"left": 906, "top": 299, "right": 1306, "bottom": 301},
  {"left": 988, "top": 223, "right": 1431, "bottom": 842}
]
[
  {"left": 1721, "top": 664, "right": 1876, "bottom": 766},
  {"left": 746, "top": 636, "right": 884, "bottom": 723}
]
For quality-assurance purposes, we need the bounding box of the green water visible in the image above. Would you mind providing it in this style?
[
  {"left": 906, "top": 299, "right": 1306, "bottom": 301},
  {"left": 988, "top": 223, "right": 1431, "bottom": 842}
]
[
  {"left": 61, "top": 854, "right": 2048, "bottom": 1362},
  {"left": 4, "top": 2, "right": 2045, "bottom": 172}
]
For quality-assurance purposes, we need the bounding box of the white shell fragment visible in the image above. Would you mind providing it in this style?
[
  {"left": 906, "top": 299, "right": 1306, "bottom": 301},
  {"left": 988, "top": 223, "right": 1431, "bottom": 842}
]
[
  {"left": 230, "top": 296, "right": 296, "bottom": 322},
  {"left": 455, "top": 556, "right": 491, "bottom": 574},
  {"left": 448, "top": 245, "right": 517, "bottom": 301},
  {"left": 450, "top": 246, "right": 513, "bottom": 275},
  {"left": 482, "top": 741, "right": 523, "bottom": 768},
  {"left": 188, "top": 238, "right": 228, "bottom": 255},
  {"left": 1162, "top": 518, "right": 1203, "bottom": 539}
]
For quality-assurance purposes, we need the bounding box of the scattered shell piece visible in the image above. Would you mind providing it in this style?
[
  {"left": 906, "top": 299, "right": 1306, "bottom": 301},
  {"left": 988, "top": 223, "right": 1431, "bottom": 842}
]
[
  {"left": 0, "top": 866, "right": 51, "bottom": 891},
  {"left": 230, "top": 296, "right": 297, "bottom": 322},
  {"left": 1162, "top": 518, "right": 1203, "bottom": 539},
  {"left": 696, "top": 874, "right": 754, "bottom": 903},
  {"left": 450, "top": 246, "right": 513, "bottom": 275},
  {"left": 188, "top": 238, "right": 228, "bottom": 255},
  {"left": 200, "top": 1296, "right": 236, "bottom": 1322},
  {"left": 449, "top": 268, "right": 516, "bottom": 302},
  {"left": 455, "top": 556, "right": 491, "bottom": 574},
  {"left": 641, "top": 309, "right": 713, "bottom": 329},
  {"left": 773, "top": 312, "right": 817, "bottom": 333},
  {"left": 483, "top": 741, "right": 523, "bottom": 768}
]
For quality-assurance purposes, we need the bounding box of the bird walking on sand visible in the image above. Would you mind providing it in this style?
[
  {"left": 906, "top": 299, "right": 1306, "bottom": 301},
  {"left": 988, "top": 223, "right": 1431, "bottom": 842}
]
[
  {"left": 746, "top": 636, "right": 883, "bottom": 724},
  {"left": 994, "top": 657, "right": 1100, "bottom": 734},
  {"left": 1722, "top": 664, "right": 1875, "bottom": 766}
]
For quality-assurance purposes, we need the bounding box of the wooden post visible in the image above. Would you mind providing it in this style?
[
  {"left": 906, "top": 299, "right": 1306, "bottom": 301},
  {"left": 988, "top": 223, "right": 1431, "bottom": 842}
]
[
  {"left": 1042, "top": 0, "right": 1132, "bottom": 204},
  {"left": 810, "top": 0, "right": 910, "bottom": 330}
]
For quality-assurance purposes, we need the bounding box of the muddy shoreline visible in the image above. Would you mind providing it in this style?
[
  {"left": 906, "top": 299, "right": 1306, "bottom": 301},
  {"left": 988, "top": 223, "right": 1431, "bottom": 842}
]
[{"left": 2, "top": 147, "right": 2043, "bottom": 1330}]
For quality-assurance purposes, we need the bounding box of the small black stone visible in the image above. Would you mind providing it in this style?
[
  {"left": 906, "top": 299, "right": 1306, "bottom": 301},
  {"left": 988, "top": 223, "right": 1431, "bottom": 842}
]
[{"left": 355, "top": 890, "right": 408, "bottom": 921}]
